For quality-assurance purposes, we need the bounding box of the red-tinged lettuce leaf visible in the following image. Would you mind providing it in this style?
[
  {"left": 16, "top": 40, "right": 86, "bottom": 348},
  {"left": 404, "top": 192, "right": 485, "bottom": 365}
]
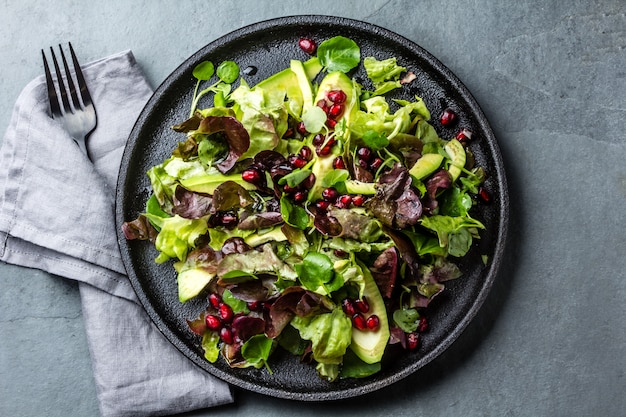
[
  {"left": 224, "top": 276, "right": 275, "bottom": 303},
  {"left": 172, "top": 112, "right": 202, "bottom": 133},
  {"left": 197, "top": 116, "right": 250, "bottom": 173},
  {"left": 172, "top": 186, "right": 213, "bottom": 219},
  {"left": 327, "top": 208, "right": 383, "bottom": 243},
  {"left": 423, "top": 169, "right": 452, "bottom": 214},
  {"left": 383, "top": 226, "right": 420, "bottom": 281},
  {"left": 266, "top": 286, "right": 333, "bottom": 338},
  {"left": 231, "top": 315, "right": 266, "bottom": 342},
  {"left": 366, "top": 164, "right": 423, "bottom": 229},
  {"left": 369, "top": 247, "right": 398, "bottom": 298},
  {"left": 186, "top": 312, "right": 207, "bottom": 335},
  {"left": 220, "top": 237, "right": 252, "bottom": 256},
  {"left": 212, "top": 181, "right": 255, "bottom": 212},
  {"left": 238, "top": 212, "right": 284, "bottom": 230},
  {"left": 311, "top": 206, "right": 343, "bottom": 237},
  {"left": 253, "top": 150, "right": 287, "bottom": 171},
  {"left": 121, "top": 215, "right": 158, "bottom": 241}
]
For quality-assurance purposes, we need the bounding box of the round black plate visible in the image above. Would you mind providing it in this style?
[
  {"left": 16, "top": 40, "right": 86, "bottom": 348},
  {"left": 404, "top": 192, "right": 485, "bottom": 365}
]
[{"left": 116, "top": 15, "right": 508, "bottom": 401}]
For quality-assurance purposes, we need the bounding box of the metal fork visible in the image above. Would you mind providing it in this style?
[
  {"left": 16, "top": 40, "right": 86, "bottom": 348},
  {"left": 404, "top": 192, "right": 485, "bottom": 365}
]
[{"left": 42, "top": 43, "right": 97, "bottom": 160}]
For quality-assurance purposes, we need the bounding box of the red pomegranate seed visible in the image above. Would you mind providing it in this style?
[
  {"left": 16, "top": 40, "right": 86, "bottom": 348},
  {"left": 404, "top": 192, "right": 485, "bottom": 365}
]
[
  {"left": 366, "top": 315, "right": 380, "bottom": 331},
  {"left": 296, "top": 121, "right": 308, "bottom": 135},
  {"left": 351, "top": 195, "right": 365, "bottom": 206},
  {"left": 352, "top": 313, "right": 367, "bottom": 330},
  {"left": 208, "top": 293, "right": 221, "bottom": 309},
  {"left": 283, "top": 127, "right": 294, "bottom": 138},
  {"left": 456, "top": 128, "right": 473, "bottom": 143},
  {"left": 406, "top": 332, "right": 419, "bottom": 350},
  {"left": 293, "top": 190, "right": 308, "bottom": 203},
  {"left": 354, "top": 297, "right": 369, "bottom": 314},
  {"left": 315, "top": 200, "right": 330, "bottom": 211},
  {"left": 313, "top": 133, "right": 325, "bottom": 146},
  {"left": 220, "top": 212, "right": 238, "bottom": 228},
  {"left": 357, "top": 147, "right": 372, "bottom": 162},
  {"left": 327, "top": 89, "right": 346, "bottom": 104},
  {"left": 338, "top": 194, "right": 352, "bottom": 207},
  {"left": 218, "top": 303, "right": 234, "bottom": 323},
  {"left": 298, "top": 37, "right": 317, "bottom": 55},
  {"left": 205, "top": 314, "right": 222, "bottom": 331},
  {"left": 333, "top": 249, "right": 348, "bottom": 258},
  {"left": 300, "top": 146, "right": 313, "bottom": 160},
  {"left": 242, "top": 168, "right": 262, "bottom": 184},
  {"left": 370, "top": 157, "right": 383, "bottom": 171},
  {"left": 247, "top": 301, "right": 262, "bottom": 311},
  {"left": 333, "top": 156, "right": 346, "bottom": 170},
  {"left": 316, "top": 99, "right": 329, "bottom": 113},
  {"left": 342, "top": 299, "right": 356, "bottom": 316},
  {"left": 302, "top": 173, "right": 316, "bottom": 189},
  {"left": 326, "top": 119, "right": 337, "bottom": 129},
  {"left": 440, "top": 107, "right": 457, "bottom": 126},
  {"left": 478, "top": 186, "right": 491, "bottom": 203},
  {"left": 317, "top": 144, "right": 332, "bottom": 156},
  {"left": 292, "top": 155, "right": 307, "bottom": 168},
  {"left": 220, "top": 327, "right": 234, "bottom": 345},
  {"left": 283, "top": 184, "right": 298, "bottom": 194},
  {"left": 322, "top": 187, "right": 339, "bottom": 202},
  {"left": 328, "top": 104, "right": 343, "bottom": 119},
  {"left": 417, "top": 316, "right": 429, "bottom": 333}
]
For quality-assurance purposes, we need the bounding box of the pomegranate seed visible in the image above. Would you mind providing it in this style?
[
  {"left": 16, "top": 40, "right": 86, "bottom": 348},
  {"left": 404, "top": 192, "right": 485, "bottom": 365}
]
[
  {"left": 322, "top": 187, "right": 339, "bottom": 202},
  {"left": 283, "top": 184, "right": 298, "bottom": 194},
  {"left": 417, "top": 316, "right": 429, "bottom": 333},
  {"left": 354, "top": 297, "right": 370, "bottom": 314},
  {"left": 333, "top": 249, "right": 348, "bottom": 258},
  {"left": 456, "top": 128, "right": 473, "bottom": 143},
  {"left": 296, "top": 121, "right": 308, "bottom": 135},
  {"left": 283, "top": 127, "right": 294, "bottom": 138},
  {"left": 219, "top": 212, "right": 238, "bottom": 229},
  {"left": 205, "top": 314, "right": 222, "bottom": 331},
  {"left": 440, "top": 107, "right": 457, "bottom": 126},
  {"left": 338, "top": 194, "right": 352, "bottom": 207},
  {"left": 342, "top": 299, "right": 356, "bottom": 316},
  {"left": 357, "top": 147, "right": 372, "bottom": 162},
  {"left": 370, "top": 157, "right": 383, "bottom": 171},
  {"left": 218, "top": 303, "right": 234, "bottom": 323},
  {"left": 302, "top": 173, "right": 316, "bottom": 189},
  {"left": 366, "top": 315, "right": 380, "bottom": 331},
  {"left": 326, "top": 118, "right": 337, "bottom": 129},
  {"left": 293, "top": 190, "right": 308, "bottom": 203},
  {"left": 247, "top": 301, "right": 262, "bottom": 311},
  {"left": 333, "top": 156, "right": 346, "bottom": 170},
  {"left": 312, "top": 133, "right": 326, "bottom": 146},
  {"left": 242, "top": 168, "right": 262, "bottom": 184},
  {"left": 325, "top": 137, "right": 336, "bottom": 147},
  {"left": 298, "top": 37, "right": 317, "bottom": 55},
  {"left": 406, "top": 332, "right": 419, "bottom": 350},
  {"left": 208, "top": 293, "right": 221, "bottom": 309},
  {"left": 315, "top": 200, "right": 330, "bottom": 211},
  {"left": 351, "top": 195, "right": 365, "bottom": 206},
  {"left": 352, "top": 313, "right": 367, "bottom": 330},
  {"left": 478, "top": 186, "right": 491, "bottom": 203},
  {"left": 327, "top": 89, "right": 346, "bottom": 104},
  {"left": 220, "top": 327, "right": 234, "bottom": 345},
  {"left": 300, "top": 146, "right": 313, "bottom": 160},
  {"left": 358, "top": 158, "right": 369, "bottom": 169},
  {"left": 293, "top": 155, "right": 307, "bottom": 168},
  {"left": 317, "top": 144, "right": 332, "bottom": 156},
  {"left": 328, "top": 104, "right": 343, "bottom": 119},
  {"left": 316, "top": 99, "right": 329, "bottom": 113}
]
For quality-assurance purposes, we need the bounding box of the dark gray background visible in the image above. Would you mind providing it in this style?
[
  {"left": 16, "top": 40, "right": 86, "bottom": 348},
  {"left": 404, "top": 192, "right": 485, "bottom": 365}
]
[{"left": 1, "top": 1, "right": 625, "bottom": 416}]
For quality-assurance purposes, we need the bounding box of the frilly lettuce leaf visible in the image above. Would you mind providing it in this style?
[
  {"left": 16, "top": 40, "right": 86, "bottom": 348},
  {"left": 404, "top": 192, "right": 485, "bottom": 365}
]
[
  {"left": 145, "top": 214, "right": 208, "bottom": 263},
  {"left": 290, "top": 308, "right": 352, "bottom": 366}
]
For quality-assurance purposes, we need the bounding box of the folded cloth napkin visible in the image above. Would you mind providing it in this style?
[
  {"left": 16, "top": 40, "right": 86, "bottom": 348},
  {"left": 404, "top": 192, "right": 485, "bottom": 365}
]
[{"left": 0, "top": 50, "right": 233, "bottom": 416}]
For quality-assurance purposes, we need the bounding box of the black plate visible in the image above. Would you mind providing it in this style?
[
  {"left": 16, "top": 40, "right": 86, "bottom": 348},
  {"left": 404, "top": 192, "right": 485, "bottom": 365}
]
[{"left": 116, "top": 15, "right": 508, "bottom": 401}]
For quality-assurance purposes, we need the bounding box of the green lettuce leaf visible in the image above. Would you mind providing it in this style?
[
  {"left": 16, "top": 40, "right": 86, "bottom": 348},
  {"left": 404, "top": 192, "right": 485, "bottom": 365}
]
[{"left": 291, "top": 308, "right": 352, "bottom": 365}]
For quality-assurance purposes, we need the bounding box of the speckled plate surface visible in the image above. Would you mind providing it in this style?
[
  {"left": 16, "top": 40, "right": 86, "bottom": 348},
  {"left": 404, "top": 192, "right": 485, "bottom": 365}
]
[{"left": 116, "top": 15, "right": 508, "bottom": 401}]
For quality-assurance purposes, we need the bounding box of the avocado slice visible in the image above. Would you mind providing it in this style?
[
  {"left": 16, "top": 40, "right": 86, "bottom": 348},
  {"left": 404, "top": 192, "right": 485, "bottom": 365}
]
[
  {"left": 290, "top": 59, "right": 315, "bottom": 115},
  {"left": 350, "top": 261, "right": 390, "bottom": 364},
  {"left": 313, "top": 71, "right": 358, "bottom": 126},
  {"left": 408, "top": 153, "right": 444, "bottom": 181},
  {"left": 444, "top": 139, "right": 466, "bottom": 181},
  {"left": 179, "top": 173, "right": 256, "bottom": 194},
  {"left": 176, "top": 267, "right": 215, "bottom": 302}
]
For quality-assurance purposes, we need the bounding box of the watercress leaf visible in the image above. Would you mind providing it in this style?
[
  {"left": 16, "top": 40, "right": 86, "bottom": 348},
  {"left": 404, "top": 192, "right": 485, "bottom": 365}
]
[
  {"left": 340, "top": 349, "right": 381, "bottom": 378},
  {"left": 278, "top": 169, "right": 312, "bottom": 187},
  {"left": 216, "top": 60, "right": 240, "bottom": 84},
  {"left": 321, "top": 169, "right": 350, "bottom": 188},
  {"left": 295, "top": 251, "right": 335, "bottom": 292},
  {"left": 317, "top": 36, "right": 361, "bottom": 73},
  {"left": 302, "top": 106, "right": 327, "bottom": 134},
  {"left": 362, "top": 130, "right": 390, "bottom": 151},
  {"left": 280, "top": 196, "right": 310, "bottom": 230},
  {"left": 392, "top": 307, "right": 420, "bottom": 333},
  {"left": 193, "top": 61, "right": 215, "bottom": 81},
  {"left": 241, "top": 334, "right": 274, "bottom": 371},
  {"left": 222, "top": 289, "right": 250, "bottom": 313}
]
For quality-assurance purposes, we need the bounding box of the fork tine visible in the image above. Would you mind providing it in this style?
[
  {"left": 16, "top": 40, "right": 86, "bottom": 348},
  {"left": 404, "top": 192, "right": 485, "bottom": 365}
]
[
  {"left": 49, "top": 46, "right": 72, "bottom": 114},
  {"left": 59, "top": 44, "right": 81, "bottom": 110},
  {"left": 69, "top": 42, "right": 93, "bottom": 107},
  {"left": 42, "top": 49, "right": 62, "bottom": 117}
]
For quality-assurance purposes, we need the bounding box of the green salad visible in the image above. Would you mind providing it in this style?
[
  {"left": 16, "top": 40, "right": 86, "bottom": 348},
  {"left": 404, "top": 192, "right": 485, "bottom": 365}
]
[{"left": 122, "top": 35, "right": 489, "bottom": 381}]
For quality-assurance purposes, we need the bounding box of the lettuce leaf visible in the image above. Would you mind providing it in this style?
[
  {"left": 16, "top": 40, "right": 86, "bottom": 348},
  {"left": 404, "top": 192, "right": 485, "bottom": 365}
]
[{"left": 290, "top": 308, "right": 352, "bottom": 365}]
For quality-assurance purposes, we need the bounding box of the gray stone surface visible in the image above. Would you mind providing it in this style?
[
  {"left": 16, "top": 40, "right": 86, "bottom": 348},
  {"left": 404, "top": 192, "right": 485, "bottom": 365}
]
[{"left": 1, "top": 1, "right": 625, "bottom": 416}]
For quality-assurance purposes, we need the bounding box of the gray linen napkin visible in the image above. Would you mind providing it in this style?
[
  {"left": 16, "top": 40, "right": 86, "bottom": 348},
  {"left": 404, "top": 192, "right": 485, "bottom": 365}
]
[{"left": 0, "top": 50, "right": 233, "bottom": 416}]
